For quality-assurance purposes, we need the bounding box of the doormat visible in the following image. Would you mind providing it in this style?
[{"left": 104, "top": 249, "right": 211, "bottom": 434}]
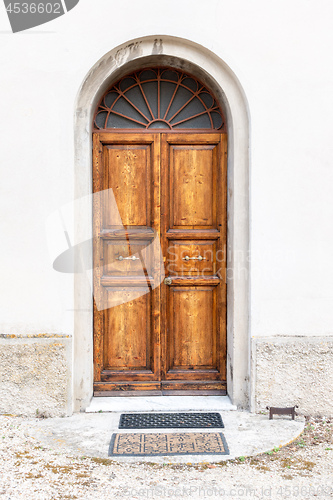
[
  {"left": 119, "top": 412, "right": 224, "bottom": 429},
  {"left": 109, "top": 432, "right": 229, "bottom": 456}
]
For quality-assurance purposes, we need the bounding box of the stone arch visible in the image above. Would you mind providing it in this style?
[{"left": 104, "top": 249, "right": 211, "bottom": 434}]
[{"left": 73, "top": 35, "right": 250, "bottom": 411}]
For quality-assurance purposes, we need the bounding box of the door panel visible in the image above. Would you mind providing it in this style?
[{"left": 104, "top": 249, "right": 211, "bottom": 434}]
[
  {"left": 103, "top": 240, "right": 153, "bottom": 277},
  {"left": 167, "top": 286, "right": 217, "bottom": 371},
  {"left": 93, "top": 132, "right": 227, "bottom": 395},
  {"left": 103, "top": 288, "right": 152, "bottom": 371},
  {"left": 104, "top": 144, "right": 152, "bottom": 227},
  {"left": 167, "top": 240, "right": 216, "bottom": 276},
  {"left": 170, "top": 145, "right": 217, "bottom": 228},
  {"left": 161, "top": 133, "right": 227, "bottom": 392},
  {"left": 93, "top": 134, "right": 161, "bottom": 392}
]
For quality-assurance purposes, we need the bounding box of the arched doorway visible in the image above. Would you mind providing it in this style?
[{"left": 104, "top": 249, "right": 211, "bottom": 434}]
[
  {"left": 92, "top": 67, "right": 228, "bottom": 395},
  {"left": 74, "top": 36, "right": 250, "bottom": 411}
]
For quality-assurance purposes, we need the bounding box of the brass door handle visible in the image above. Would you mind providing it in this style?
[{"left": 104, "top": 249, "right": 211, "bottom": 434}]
[
  {"left": 164, "top": 277, "right": 172, "bottom": 285},
  {"left": 183, "top": 255, "right": 204, "bottom": 261},
  {"left": 117, "top": 255, "right": 139, "bottom": 261}
]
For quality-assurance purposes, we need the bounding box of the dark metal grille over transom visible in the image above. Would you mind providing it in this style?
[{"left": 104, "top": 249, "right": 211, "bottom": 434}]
[
  {"left": 94, "top": 68, "right": 226, "bottom": 131},
  {"left": 118, "top": 412, "right": 224, "bottom": 429}
]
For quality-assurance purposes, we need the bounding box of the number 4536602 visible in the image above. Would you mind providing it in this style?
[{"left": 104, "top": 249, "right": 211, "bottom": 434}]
[{"left": 6, "top": 3, "right": 61, "bottom": 14}]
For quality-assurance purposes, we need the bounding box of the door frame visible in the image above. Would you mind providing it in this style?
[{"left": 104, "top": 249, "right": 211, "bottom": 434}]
[{"left": 73, "top": 36, "right": 250, "bottom": 411}]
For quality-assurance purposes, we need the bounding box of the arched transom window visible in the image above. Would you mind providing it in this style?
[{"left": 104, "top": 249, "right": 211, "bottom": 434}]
[{"left": 94, "top": 67, "right": 226, "bottom": 131}]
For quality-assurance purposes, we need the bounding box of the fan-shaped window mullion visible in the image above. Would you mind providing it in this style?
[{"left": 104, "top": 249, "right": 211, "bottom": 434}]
[
  {"left": 93, "top": 67, "right": 226, "bottom": 131},
  {"left": 162, "top": 79, "right": 181, "bottom": 121},
  {"left": 120, "top": 92, "right": 151, "bottom": 124},
  {"left": 103, "top": 91, "right": 123, "bottom": 111},
  {"left": 172, "top": 108, "right": 214, "bottom": 128},
  {"left": 168, "top": 92, "right": 200, "bottom": 123},
  {"left": 168, "top": 94, "right": 196, "bottom": 121},
  {"left": 157, "top": 74, "right": 160, "bottom": 119},
  {"left": 137, "top": 80, "right": 155, "bottom": 121},
  {"left": 109, "top": 109, "right": 148, "bottom": 127}
]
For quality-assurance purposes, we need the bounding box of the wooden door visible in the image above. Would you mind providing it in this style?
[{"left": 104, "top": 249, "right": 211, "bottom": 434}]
[
  {"left": 93, "top": 133, "right": 161, "bottom": 394},
  {"left": 93, "top": 132, "right": 227, "bottom": 395},
  {"left": 161, "top": 134, "right": 227, "bottom": 393}
]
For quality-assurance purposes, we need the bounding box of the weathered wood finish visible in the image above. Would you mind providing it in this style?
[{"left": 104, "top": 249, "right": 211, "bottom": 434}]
[
  {"left": 93, "top": 134, "right": 161, "bottom": 388},
  {"left": 170, "top": 145, "right": 217, "bottom": 228},
  {"left": 104, "top": 145, "right": 151, "bottom": 227},
  {"left": 168, "top": 240, "right": 217, "bottom": 276},
  {"left": 103, "top": 288, "right": 151, "bottom": 370},
  {"left": 168, "top": 286, "right": 216, "bottom": 370},
  {"left": 161, "top": 134, "right": 227, "bottom": 391},
  {"left": 93, "top": 132, "right": 227, "bottom": 394},
  {"left": 103, "top": 239, "right": 153, "bottom": 277}
]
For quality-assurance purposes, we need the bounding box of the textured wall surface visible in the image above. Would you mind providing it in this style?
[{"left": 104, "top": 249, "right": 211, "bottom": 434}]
[
  {"left": 1, "top": 1, "right": 333, "bottom": 414},
  {"left": 254, "top": 337, "right": 333, "bottom": 416},
  {"left": 0, "top": 335, "right": 72, "bottom": 417}
]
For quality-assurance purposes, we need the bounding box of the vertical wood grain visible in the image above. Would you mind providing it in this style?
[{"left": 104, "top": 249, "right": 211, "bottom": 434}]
[{"left": 93, "top": 132, "right": 227, "bottom": 392}]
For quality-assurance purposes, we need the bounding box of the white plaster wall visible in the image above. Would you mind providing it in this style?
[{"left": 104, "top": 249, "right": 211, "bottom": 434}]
[{"left": 0, "top": 0, "right": 333, "bottom": 340}]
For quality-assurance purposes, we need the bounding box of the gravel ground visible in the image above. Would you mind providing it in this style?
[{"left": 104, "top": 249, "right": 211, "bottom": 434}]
[{"left": 0, "top": 415, "right": 332, "bottom": 499}]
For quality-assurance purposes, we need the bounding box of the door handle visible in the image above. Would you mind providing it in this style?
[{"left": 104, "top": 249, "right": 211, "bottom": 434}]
[
  {"left": 164, "top": 277, "right": 172, "bottom": 285},
  {"left": 116, "top": 255, "right": 140, "bottom": 261},
  {"left": 183, "top": 255, "right": 205, "bottom": 261}
]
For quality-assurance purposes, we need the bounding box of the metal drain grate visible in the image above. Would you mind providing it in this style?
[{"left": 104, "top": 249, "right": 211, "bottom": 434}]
[{"left": 118, "top": 412, "right": 224, "bottom": 429}]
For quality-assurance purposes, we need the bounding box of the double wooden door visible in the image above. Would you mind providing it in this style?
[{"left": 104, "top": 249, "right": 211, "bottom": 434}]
[{"left": 93, "top": 132, "right": 227, "bottom": 395}]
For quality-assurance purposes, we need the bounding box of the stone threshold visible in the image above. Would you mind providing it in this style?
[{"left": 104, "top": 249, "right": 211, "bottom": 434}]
[{"left": 85, "top": 395, "right": 237, "bottom": 413}]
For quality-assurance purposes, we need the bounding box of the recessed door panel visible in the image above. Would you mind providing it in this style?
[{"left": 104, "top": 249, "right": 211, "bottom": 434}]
[
  {"left": 104, "top": 288, "right": 152, "bottom": 371},
  {"left": 104, "top": 144, "right": 151, "bottom": 228},
  {"left": 167, "top": 240, "right": 216, "bottom": 276},
  {"left": 168, "top": 286, "right": 217, "bottom": 370},
  {"left": 170, "top": 145, "right": 218, "bottom": 229},
  {"left": 103, "top": 240, "right": 153, "bottom": 277}
]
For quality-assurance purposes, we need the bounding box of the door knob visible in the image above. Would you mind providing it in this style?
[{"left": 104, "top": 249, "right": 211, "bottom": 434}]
[{"left": 164, "top": 277, "right": 172, "bottom": 285}]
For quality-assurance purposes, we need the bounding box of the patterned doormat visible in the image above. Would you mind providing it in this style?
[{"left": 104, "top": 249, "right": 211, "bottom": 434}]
[
  {"left": 109, "top": 432, "right": 229, "bottom": 456},
  {"left": 119, "top": 412, "right": 224, "bottom": 429}
]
